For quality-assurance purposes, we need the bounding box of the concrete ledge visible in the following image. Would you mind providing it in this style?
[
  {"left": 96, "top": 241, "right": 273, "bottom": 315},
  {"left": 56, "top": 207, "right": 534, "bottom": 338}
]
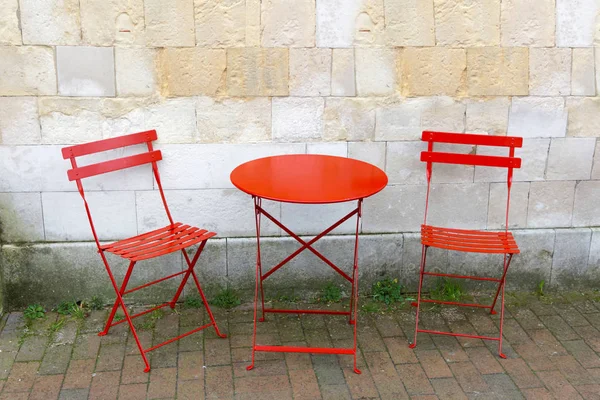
[{"left": 1, "top": 228, "right": 599, "bottom": 308}]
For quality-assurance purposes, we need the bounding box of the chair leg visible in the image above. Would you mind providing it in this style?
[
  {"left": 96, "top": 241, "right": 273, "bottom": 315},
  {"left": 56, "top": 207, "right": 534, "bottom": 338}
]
[
  {"left": 190, "top": 268, "right": 226, "bottom": 338},
  {"left": 496, "top": 254, "right": 512, "bottom": 359},
  {"left": 169, "top": 242, "right": 208, "bottom": 308},
  {"left": 489, "top": 254, "right": 513, "bottom": 315},
  {"left": 100, "top": 260, "right": 136, "bottom": 336},
  {"left": 409, "top": 245, "right": 428, "bottom": 349}
]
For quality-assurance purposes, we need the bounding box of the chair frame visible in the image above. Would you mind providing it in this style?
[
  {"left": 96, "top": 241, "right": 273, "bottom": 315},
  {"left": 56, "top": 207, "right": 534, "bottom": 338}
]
[
  {"left": 62, "top": 130, "right": 226, "bottom": 372},
  {"left": 409, "top": 131, "right": 523, "bottom": 358}
]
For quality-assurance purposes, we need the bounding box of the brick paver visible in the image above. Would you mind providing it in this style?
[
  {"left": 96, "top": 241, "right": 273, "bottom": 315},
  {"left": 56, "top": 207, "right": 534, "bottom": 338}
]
[{"left": 0, "top": 294, "right": 598, "bottom": 399}]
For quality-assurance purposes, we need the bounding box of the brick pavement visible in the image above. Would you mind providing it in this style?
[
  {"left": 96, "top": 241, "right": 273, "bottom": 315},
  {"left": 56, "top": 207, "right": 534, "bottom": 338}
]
[{"left": 0, "top": 293, "right": 599, "bottom": 399}]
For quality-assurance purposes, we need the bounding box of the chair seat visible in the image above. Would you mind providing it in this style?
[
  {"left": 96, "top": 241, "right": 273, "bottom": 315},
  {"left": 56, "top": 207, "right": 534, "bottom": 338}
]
[
  {"left": 101, "top": 223, "right": 216, "bottom": 262},
  {"left": 421, "top": 225, "right": 519, "bottom": 254}
]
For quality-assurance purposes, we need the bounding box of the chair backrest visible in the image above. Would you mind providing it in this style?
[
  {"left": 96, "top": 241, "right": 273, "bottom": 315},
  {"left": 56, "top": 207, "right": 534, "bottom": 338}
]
[
  {"left": 420, "top": 131, "right": 523, "bottom": 231},
  {"left": 61, "top": 130, "right": 173, "bottom": 246}
]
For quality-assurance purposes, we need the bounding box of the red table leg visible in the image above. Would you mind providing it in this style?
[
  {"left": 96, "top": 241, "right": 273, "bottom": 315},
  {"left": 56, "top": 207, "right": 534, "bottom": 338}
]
[{"left": 247, "top": 197, "right": 363, "bottom": 374}]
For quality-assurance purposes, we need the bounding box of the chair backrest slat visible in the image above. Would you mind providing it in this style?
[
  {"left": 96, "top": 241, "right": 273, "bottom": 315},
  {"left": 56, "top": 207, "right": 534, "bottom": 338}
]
[
  {"left": 67, "top": 150, "right": 162, "bottom": 181},
  {"left": 61, "top": 130, "right": 157, "bottom": 159},
  {"left": 420, "top": 151, "right": 521, "bottom": 169},
  {"left": 422, "top": 131, "right": 523, "bottom": 148}
]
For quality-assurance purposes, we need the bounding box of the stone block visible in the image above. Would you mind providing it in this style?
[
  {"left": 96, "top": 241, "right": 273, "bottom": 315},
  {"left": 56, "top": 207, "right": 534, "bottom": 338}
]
[
  {"left": 473, "top": 146, "right": 509, "bottom": 182},
  {"left": 467, "top": 47, "right": 529, "bottom": 96},
  {"left": 386, "top": 141, "right": 427, "bottom": 185},
  {"left": 331, "top": 49, "right": 356, "bottom": 96},
  {"left": 500, "top": 0, "right": 554, "bottom": 46},
  {"left": 508, "top": 230, "right": 554, "bottom": 290},
  {"left": 402, "top": 47, "right": 466, "bottom": 96},
  {"left": 593, "top": 140, "right": 600, "bottom": 179},
  {"left": 571, "top": 48, "right": 596, "bottom": 96},
  {"left": 323, "top": 98, "right": 376, "bottom": 141},
  {"left": 160, "top": 48, "right": 226, "bottom": 97},
  {"left": 487, "top": 182, "right": 529, "bottom": 229},
  {"left": 556, "top": 0, "right": 600, "bottom": 47},
  {"left": 465, "top": 97, "right": 510, "bottom": 135},
  {"left": 566, "top": 97, "right": 600, "bottom": 137},
  {"left": 494, "top": 138, "right": 550, "bottom": 182},
  {"left": 194, "top": 0, "right": 250, "bottom": 47},
  {"left": 0, "top": 97, "right": 41, "bottom": 145},
  {"left": 546, "top": 138, "right": 595, "bottom": 180},
  {"left": 433, "top": 0, "right": 500, "bottom": 46},
  {"left": 573, "top": 181, "right": 600, "bottom": 227},
  {"left": 272, "top": 98, "right": 324, "bottom": 142},
  {"left": 316, "top": 0, "right": 385, "bottom": 47},
  {"left": 385, "top": 0, "right": 434, "bottom": 46},
  {"left": 289, "top": 48, "right": 331, "bottom": 96},
  {"left": 0, "top": 242, "right": 188, "bottom": 307},
  {"left": 551, "top": 229, "right": 593, "bottom": 288},
  {"left": 143, "top": 99, "right": 199, "bottom": 143},
  {"left": 362, "top": 185, "right": 427, "bottom": 233},
  {"left": 227, "top": 48, "right": 288, "bottom": 96},
  {"left": 529, "top": 48, "right": 571, "bottom": 96},
  {"left": 20, "top": 0, "right": 81, "bottom": 45},
  {"left": 355, "top": 48, "right": 398, "bottom": 96},
  {"left": 281, "top": 202, "right": 358, "bottom": 236},
  {"left": 115, "top": 48, "right": 157, "bottom": 97},
  {"left": 0, "top": 193, "right": 44, "bottom": 242},
  {"left": 0, "top": 0, "right": 21, "bottom": 45},
  {"left": 80, "top": 0, "right": 145, "bottom": 45},
  {"left": 306, "top": 142, "right": 348, "bottom": 157},
  {"left": 527, "top": 181, "right": 575, "bottom": 228},
  {"left": 144, "top": 0, "right": 195, "bottom": 46},
  {"left": 426, "top": 183, "right": 490, "bottom": 230},
  {"left": 155, "top": 143, "right": 305, "bottom": 190},
  {"left": 196, "top": 97, "right": 271, "bottom": 143},
  {"left": 57, "top": 46, "right": 116, "bottom": 97},
  {"left": 401, "top": 233, "right": 448, "bottom": 289},
  {"left": 42, "top": 191, "right": 137, "bottom": 241},
  {"left": 421, "top": 96, "right": 466, "bottom": 133},
  {"left": 261, "top": 0, "right": 315, "bottom": 47},
  {"left": 136, "top": 189, "right": 281, "bottom": 237},
  {"left": 348, "top": 142, "right": 386, "bottom": 171},
  {"left": 587, "top": 228, "right": 600, "bottom": 287},
  {"left": 507, "top": 97, "right": 567, "bottom": 138},
  {"left": 0, "top": 46, "right": 57, "bottom": 95},
  {"left": 431, "top": 144, "right": 475, "bottom": 184}
]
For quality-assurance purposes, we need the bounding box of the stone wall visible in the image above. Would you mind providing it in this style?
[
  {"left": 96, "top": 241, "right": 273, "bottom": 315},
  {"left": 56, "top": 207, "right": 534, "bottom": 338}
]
[{"left": 1, "top": 0, "right": 600, "bottom": 307}]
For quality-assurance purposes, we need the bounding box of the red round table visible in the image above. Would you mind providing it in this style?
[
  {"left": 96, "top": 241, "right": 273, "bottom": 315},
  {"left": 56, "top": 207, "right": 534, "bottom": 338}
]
[{"left": 230, "top": 154, "right": 388, "bottom": 374}]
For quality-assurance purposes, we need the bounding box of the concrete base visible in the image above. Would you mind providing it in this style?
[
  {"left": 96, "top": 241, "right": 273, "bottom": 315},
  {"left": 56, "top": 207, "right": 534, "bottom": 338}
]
[{"left": 1, "top": 228, "right": 599, "bottom": 309}]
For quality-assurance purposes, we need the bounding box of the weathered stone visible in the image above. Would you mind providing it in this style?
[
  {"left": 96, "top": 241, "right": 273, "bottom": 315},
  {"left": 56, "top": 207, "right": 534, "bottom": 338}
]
[
  {"left": 592, "top": 140, "right": 600, "bottom": 179},
  {"left": 500, "top": 0, "right": 554, "bottom": 46},
  {"left": 261, "top": 0, "right": 315, "bottom": 47},
  {"left": 156, "top": 143, "right": 305, "bottom": 189},
  {"left": 227, "top": 48, "right": 288, "bottom": 96},
  {"left": 323, "top": 98, "right": 376, "bottom": 141},
  {"left": 513, "top": 139, "right": 550, "bottom": 182},
  {"left": 160, "top": 48, "right": 226, "bottom": 97},
  {"left": 385, "top": 0, "right": 434, "bottom": 46},
  {"left": 527, "top": 181, "right": 575, "bottom": 228},
  {"left": 0, "top": 97, "right": 41, "bottom": 145},
  {"left": 136, "top": 189, "right": 280, "bottom": 237},
  {"left": 556, "top": 0, "right": 600, "bottom": 47},
  {"left": 507, "top": 97, "right": 567, "bottom": 138},
  {"left": 281, "top": 202, "right": 357, "bottom": 235},
  {"left": 331, "top": 49, "right": 356, "bottom": 96},
  {"left": 467, "top": 47, "right": 529, "bottom": 96},
  {"left": 80, "top": 0, "right": 144, "bottom": 45},
  {"left": 487, "top": 182, "right": 529, "bottom": 229},
  {"left": 566, "top": 97, "right": 600, "bottom": 137},
  {"left": 20, "top": 0, "right": 81, "bottom": 45},
  {"left": 386, "top": 141, "right": 427, "bottom": 185},
  {"left": 42, "top": 191, "right": 137, "bottom": 241},
  {"left": 573, "top": 181, "right": 600, "bottom": 227},
  {"left": 144, "top": 0, "right": 195, "bottom": 46},
  {"left": 434, "top": 0, "right": 500, "bottom": 46},
  {"left": 587, "top": 229, "right": 600, "bottom": 287},
  {"left": 428, "top": 183, "right": 490, "bottom": 229},
  {"left": 194, "top": 0, "right": 249, "bottom": 47},
  {"left": 572, "top": 48, "right": 596, "bottom": 96},
  {"left": 0, "top": 46, "right": 57, "bottom": 96},
  {"left": 473, "top": 146, "right": 510, "bottom": 182},
  {"left": 402, "top": 233, "right": 448, "bottom": 287},
  {"left": 529, "top": 48, "right": 571, "bottom": 96},
  {"left": 57, "top": 46, "right": 116, "bottom": 97},
  {"left": 431, "top": 144, "right": 475, "bottom": 184},
  {"left": 272, "top": 97, "right": 324, "bottom": 142},
  {"left": 402, "top": 47, "right": 466, "bottom": 96},
  {"left": 115, "top": 48, "right": 157, "bottom": 97},
  {"left": 347, "top": 142, "right": 386, "bottom": 170},
  {"left": 289, "top": 48, "right": 331, "bottom": 96},
  {"left": 362, "top": 185, "right": 426, "bottom": 233},
  {"left": 316, "top": 0, "right": 385, "bottom": 47},
  {"left": 509, "top": 230, "right": 555, "bottom": 290},
  {"left": 551, "top": 229, "right": 593, "bottom": 288},
  {"left": 546, "top": 138, "right": 595, "bottom": 180},
  {"left": 307, "top": 142, "right": 347, "bottom": 157},
  {"left": 143, "top": 99, "right": 198, "bottom": 143},
  {"left": 0, "top": 0, "right": 21, "bottom": 45},
  {"left": 196, "top": 97, "right": 271, "bottom": 143},
  {"left": 465, "top": 97, "right": 510, "bottom": 135},
  {"left": 421, "top": 97, "right": 466, "bottom": 133},
  {"left": 0, "top": 193, "right": 44, "bottom": 242},
  {"left": 355, "top": 48, "right": 398, "bottom": 96}
]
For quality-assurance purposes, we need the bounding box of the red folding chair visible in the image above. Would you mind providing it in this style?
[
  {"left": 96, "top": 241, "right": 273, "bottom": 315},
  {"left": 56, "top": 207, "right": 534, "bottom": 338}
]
[
  {"left": 409, "top": 131, "right": 522, "bottom": 358},
  {"left": 61, "top": 130, "right": 226, "bottom": 372}
]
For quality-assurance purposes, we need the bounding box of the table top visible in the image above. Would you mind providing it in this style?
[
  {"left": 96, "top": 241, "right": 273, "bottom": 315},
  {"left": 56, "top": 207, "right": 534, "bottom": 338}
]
[{"left": 230, "top": 154, "right": 388, "bottom": 204}]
